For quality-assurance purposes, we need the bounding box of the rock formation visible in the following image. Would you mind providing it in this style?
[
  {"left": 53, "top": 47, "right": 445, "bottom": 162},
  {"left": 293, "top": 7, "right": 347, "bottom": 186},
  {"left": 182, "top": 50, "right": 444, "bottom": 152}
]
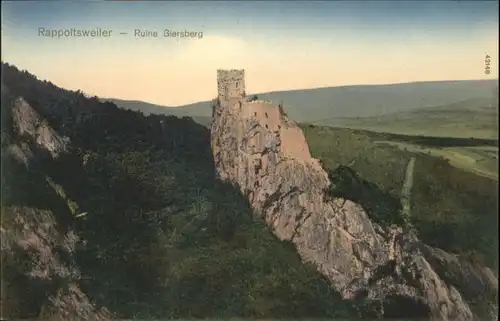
[
  {"left": 1, "top": 207, "right": 113, "bottom": 321},
  {"left": 210, "top": 69, "right": 498, "bottom": 320},
  {"left": 1, "top": 93, "right": 112, "bottom": 320}
]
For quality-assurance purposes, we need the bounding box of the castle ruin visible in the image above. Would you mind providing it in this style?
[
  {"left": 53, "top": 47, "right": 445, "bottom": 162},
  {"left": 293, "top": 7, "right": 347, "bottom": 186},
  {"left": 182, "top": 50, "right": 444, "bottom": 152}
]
[{"left": 215, "top": 69, "right": 312, "bottom": 160}]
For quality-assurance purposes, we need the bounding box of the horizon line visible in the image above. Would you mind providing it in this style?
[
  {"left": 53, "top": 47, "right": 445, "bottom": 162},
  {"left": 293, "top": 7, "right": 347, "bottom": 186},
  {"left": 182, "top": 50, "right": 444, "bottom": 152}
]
[
  {"left": 2, "top": 61, "right": 497, "bottom": 108},
  {"left": 140, "top": 78, "right": 499, "bottom": 108}
]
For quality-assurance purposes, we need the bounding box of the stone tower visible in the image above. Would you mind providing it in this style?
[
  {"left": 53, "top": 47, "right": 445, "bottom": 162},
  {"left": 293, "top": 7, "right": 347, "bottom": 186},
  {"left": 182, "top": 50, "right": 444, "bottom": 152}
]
[{"left": 217, "top": 69, "right": 245, "bottom": 101}]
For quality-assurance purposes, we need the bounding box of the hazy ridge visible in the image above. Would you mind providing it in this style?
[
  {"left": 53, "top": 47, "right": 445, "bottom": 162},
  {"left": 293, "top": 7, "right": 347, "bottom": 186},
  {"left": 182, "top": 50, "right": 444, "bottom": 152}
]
[{"left": 106, "top": 79, "right": 498, "bottom": 124}]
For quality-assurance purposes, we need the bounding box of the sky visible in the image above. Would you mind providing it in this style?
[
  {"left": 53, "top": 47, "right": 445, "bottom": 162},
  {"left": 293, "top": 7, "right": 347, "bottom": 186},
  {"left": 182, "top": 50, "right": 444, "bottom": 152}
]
[{"left": 1, "top": 0, "right": 499, "bottom": 106}]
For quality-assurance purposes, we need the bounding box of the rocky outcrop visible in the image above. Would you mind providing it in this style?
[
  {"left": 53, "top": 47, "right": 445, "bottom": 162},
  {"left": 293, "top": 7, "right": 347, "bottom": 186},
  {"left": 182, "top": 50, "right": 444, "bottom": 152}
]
[
  {"left": 11, "top": 97, "right": 70, "bottom": 159},
  {"left": 1, "top": 94, "right": 112, "bottom": 320},
  {"left": 1, "top": 207, "right": 112, "bottom": 321},
  {"left": 210, "top": 72, "right": 498, "bottom": 320}
]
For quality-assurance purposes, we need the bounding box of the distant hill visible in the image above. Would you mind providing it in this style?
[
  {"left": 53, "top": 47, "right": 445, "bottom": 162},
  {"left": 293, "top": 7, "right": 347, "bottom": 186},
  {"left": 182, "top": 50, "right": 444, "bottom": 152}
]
[
  {"left": 106, "top": 79, "right": 498, "bottom": 127},
  {"left": 314, "top": 97, "right": 499, "bottom": 139},
  {"left": 103, "top": 98, "right": 213, "bottom": 127}
]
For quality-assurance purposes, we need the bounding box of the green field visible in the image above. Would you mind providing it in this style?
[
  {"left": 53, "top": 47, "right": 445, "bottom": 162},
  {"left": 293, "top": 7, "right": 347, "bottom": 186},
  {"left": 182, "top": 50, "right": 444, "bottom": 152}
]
[
  {"left": 305, "top": 98, "right": 499, "bottom": 180},
  {"left": 311, "top": 101, "right": 498, "bottom": 140},
  {"left": 374, "top": 141, "right": 498, "bottom": 180},
  {"left": 314, "top": 107, "right": 498, "bottom": 139},
  {"left": 302, "top": 125, "right": 498, "bottom": 268}
]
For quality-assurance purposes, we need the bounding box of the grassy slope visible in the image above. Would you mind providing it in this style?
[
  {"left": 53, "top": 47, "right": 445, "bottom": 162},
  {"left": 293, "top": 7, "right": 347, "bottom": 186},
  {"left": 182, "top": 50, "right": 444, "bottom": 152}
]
[
  {"left": 375, "top": 141, "right": 498, "bottom": 180},
  {"left": 313, "top": 98, "right": 499, "bottom": 139},
  {"left": 302, "top": 125, "right": 498, "bottom": 268},
  {"left": 309, "top": 98, "right": 499, "bottom": 180}
]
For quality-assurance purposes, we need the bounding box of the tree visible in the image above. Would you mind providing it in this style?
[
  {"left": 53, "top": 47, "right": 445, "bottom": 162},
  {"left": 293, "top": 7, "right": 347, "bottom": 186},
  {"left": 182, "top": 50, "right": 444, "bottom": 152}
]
[{"left": 278, "top": 103, "right": 288, "bottom": 117}]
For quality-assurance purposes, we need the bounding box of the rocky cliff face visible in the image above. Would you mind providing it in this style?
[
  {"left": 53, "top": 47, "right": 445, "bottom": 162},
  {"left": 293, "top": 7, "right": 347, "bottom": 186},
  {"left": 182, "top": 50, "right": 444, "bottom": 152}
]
[
  {"left": 1, "top": 207, "right": 113, "bottom": 321},
  {"left": 11, "top": 97, "right": 70, "bottom": 159},
  {"left": 210, "top": 91, "right": 498, "bottom": 319},
  {"left": 1, "top": 93, "right": 112, "bottom": 320}
]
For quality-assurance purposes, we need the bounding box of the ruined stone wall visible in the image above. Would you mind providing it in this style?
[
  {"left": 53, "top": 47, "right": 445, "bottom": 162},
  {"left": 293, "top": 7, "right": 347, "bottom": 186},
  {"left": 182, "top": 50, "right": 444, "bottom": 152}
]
[
  {"left": 242, "top": 101, "right": 281, "bottom": 132},
  {"left": 217, "top": 69, "right": 245, "bottom": 101},
  {"left": 241, "top": 100, "right": 312, "bottom": 160}
]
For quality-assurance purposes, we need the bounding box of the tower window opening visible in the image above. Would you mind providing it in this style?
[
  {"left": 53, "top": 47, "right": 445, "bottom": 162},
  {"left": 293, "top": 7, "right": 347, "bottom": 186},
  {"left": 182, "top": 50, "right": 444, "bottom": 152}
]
[
  {"left": 265, "top": 124, "right": 268, "bottom": 129},
  {"left": 265, "top": 112, "right": 268, "bottom": 118}
]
